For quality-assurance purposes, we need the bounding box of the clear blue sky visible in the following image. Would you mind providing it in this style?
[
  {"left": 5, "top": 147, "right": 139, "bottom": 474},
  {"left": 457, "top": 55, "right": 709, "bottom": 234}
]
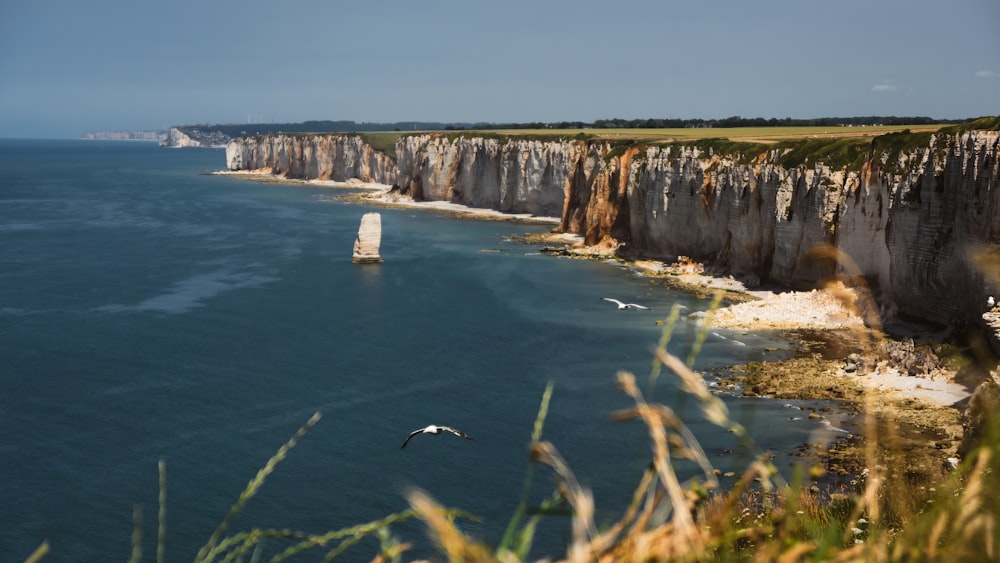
[{"left": 2, "top": 0, "right": 998, "bottom": 138}]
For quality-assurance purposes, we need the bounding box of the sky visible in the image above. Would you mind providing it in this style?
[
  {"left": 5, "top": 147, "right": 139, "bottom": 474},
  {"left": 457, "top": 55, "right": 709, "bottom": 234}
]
[{"left": 1, "top": 0, "right": 998, "bottom": 138}]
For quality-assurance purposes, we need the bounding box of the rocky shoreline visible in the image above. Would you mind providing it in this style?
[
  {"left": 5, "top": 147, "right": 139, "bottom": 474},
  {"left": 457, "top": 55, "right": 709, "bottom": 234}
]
[
  {"left": 578, "top": 252, "right": 993, "bottom": 482},
  {"left": 225, "top": 175, "right": 998, "bottom": 483},
  {"left": 363, "top": 187, "right": 999, "bottom": 481}
]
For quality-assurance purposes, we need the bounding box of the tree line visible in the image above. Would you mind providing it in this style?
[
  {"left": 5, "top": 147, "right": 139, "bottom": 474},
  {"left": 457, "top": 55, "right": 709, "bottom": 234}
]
[
  {"left": 482, "top": 115, "right": 953, "bottom": 130},
  {"left": 180, "top": 115, "right": 962, "bottom": 137}
]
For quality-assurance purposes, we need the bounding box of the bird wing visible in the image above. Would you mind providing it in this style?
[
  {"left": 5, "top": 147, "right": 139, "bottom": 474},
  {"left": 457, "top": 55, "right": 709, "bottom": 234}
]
[
  {"left": 400, "top": 428, "right": 424, "bottom": 449},
  {"left": 603, "top": 298, "right": 624, "bottom": 306},
  {"left": 626, "top": 303, "right": 649, "bottom": 310},
  {"left": 441, "top": 426, "right": 474, "bottom": 440}
]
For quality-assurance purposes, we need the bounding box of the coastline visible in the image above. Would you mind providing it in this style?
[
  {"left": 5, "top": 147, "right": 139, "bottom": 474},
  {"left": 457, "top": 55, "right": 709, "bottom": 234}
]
[
  {"left": 213, "top": 171, "right": 563, "bottom": 225},
  {"left": 225, "top": 176, "right": 979, "bottom": 480}
]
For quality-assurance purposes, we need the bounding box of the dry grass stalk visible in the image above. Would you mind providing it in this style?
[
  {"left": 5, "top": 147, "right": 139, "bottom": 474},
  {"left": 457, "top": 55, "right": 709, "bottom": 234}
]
[
  {"left": 406, "top": 488, "right": 493, "bottom": 563},
  {"left": 805, "top": 243, "right": 884, "bottom": 340},
  {"left": 968, "top": 244, "right": 1000, "bottom": 287},
  {"left": 24, "top": 542, "right": 49, "bottom": 563},
  {"left": 528, "top": 441, "right": 596, "bottom": 558},
  {"left": 614, "top": 371, "right": 705, "bottom": 556},
  {"left": 655, "top": 349, "right": 745, "bottom": 440}
]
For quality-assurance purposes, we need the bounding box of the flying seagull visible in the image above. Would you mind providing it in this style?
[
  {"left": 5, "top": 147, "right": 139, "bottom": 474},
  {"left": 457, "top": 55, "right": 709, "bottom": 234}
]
[
  {"left": 602, "top": 297, "right": 649, "bottom": 310},
  {"left": 400, "top": 424, "right": 474, "bottom": 449}
]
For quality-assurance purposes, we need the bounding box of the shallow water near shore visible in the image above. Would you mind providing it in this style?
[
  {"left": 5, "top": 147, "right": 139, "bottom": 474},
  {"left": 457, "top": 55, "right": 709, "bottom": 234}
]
[{"left": 2, "top": 140, "right": 846, "bottom": 561}]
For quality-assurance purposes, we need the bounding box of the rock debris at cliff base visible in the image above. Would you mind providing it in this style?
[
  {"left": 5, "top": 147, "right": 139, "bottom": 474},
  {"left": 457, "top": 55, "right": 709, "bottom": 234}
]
[{"left": 708, "top": 284, "right": 868, "bottom": 331}]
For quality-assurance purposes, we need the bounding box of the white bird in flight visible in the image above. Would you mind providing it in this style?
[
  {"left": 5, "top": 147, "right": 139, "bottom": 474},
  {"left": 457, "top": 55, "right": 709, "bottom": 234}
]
[
  {"left": 400, "top": 424, "right": 474, "bottom": 449},
  {"left": 602, "top": 297, "right": 649, "bottom": 310}
]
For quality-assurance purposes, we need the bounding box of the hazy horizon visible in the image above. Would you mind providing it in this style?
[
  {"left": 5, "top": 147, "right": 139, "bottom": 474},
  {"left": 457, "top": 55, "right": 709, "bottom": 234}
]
[{"left": 2, "top": 0, "right": 998, "bottom": 139}]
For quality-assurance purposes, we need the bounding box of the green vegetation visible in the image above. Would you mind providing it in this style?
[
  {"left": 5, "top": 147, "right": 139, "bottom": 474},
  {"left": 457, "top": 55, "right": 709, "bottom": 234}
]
[
  {"left": 350, "top": 122, "right": 965, "bottom": 172},
  {"left": 603, "top": 138, "right": 648, "bottom": 164},
  {"left": 357, "top": 132, "right": 404, "bottom": 160},
  {"left": 939, "top": 116, "right": 1000, "bottom": 134},
  {"left": 586, "top": 115, "right": 950, "bottom": 130},
  {"left": 479, "top": 124, "right": 944, "bottom": 144},
  {"left": 234, "top": 117, "right": 998, "bottom": 180},
  {"left": 437, "top": 130, "right": 584, "bottom": 145},
  {"left": 177, "top": 116, "right": 958, "bottom": 140},
  {"left": 871, "top": 130, "right": 935, "bottom": 159},
  {"left": 775, "top": 136, "right": 872, "bottom": 170},
  {"left": 179, "top": 120, "right": 466, "bottom": 138},
  {"left": 663, "top": 138, "right": 774, "bottom": 165}
]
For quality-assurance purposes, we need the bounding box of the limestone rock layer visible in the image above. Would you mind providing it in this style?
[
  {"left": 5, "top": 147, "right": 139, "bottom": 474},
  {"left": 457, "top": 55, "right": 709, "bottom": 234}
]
[
  {"left": 352, "top": 212, "right": 382, "bottom": 264},
  {"left": 226, "top": 134, "right": 395, "bottom": 184}
]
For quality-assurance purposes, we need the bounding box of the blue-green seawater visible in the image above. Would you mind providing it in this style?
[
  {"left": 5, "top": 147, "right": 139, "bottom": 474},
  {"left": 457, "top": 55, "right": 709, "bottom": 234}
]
[{"left": 0, "top": 140, "right": 839, "bottom": 561}]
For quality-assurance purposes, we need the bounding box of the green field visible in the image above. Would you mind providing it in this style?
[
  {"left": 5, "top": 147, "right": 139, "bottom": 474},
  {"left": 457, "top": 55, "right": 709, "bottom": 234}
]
[
  {"left": 359, "top": 123, "right": 949, "bottom": 157},
  {"left": 488, "top": 124, "right": 947, "bottom": 143}
]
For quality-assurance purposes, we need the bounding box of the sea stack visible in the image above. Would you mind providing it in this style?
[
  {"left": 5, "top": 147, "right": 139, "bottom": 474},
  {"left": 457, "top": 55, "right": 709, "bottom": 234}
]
[{"left": 352, "top": 212, "right": 383, "bottom": 264}]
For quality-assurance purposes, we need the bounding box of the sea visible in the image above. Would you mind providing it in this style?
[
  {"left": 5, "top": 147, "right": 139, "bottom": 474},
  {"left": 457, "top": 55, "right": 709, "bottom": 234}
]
[{"left": 0, "top": 139, "right": 844, "bottom": 562}]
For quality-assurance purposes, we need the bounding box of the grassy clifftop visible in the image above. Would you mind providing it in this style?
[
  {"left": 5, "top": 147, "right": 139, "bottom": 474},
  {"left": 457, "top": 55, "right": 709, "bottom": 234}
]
[{"left": 357, "top": 117, "right": 1000, "bottom": 172}]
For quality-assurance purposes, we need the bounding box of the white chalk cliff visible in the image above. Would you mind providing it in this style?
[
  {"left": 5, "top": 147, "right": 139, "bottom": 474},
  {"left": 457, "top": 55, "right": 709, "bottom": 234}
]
[
  {"left": 225, "top": 127, "right": 1000, "bottom": 327},
  {"left": 225, "top": 134, "right": 394, "bottom": 184}
]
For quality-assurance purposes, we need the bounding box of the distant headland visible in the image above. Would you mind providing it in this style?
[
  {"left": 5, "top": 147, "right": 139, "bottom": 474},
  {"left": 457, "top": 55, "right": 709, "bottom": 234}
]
[{"left": 80, "top": 130, "right": 167, "bottom": 141}]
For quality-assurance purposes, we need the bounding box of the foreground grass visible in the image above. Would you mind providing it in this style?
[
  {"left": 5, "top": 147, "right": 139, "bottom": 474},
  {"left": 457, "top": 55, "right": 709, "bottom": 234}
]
[
  {"left": 80, "top": 320, "right": 993, "bottom": 561},
  {"left": 101, "top": 341, "right": 993, "bottom": 562}
]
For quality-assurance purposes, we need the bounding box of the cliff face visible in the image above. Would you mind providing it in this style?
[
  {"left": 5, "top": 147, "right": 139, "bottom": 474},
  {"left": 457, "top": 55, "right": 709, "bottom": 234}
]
[
  {"left": 859, "top": 130, "right": 1000, "bottom": 322},
  {"left": 625, "top": 147, "right": 846, "bottom": 284},
  {"left": 393, "top": 135, "right": 572, "bottom": 217},
  {"left": 224, "top": 129, "right": 1000, "bottom": 327},
  {"left": 622, "top": 131, "right": 999, "bottom": 324},
  {"left": 161, "top": 127, "right": 229, "bottom": 148},
  {"left": 225, "top": 134, "right": 394, "bottom": 184}
]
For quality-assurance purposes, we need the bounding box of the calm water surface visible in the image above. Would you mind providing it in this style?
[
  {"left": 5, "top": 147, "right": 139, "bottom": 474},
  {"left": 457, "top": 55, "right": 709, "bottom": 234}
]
[{"left": 0, "top": 140, "right": 839, "bottom": 561}]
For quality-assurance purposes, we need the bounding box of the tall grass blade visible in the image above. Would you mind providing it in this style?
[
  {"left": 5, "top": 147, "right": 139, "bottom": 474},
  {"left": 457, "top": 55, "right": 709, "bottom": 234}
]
[
  {"left": 23, "top": 542, "right": 49, "bottom": 563},
  {"left": 616, "top": 371, "right": 700, "bottom": 550},
  {"left": 266, "top": 508, "right": 423, "bottom": 561},
  {"left": 157, "top": 459, "right": 166, "bottom": 563},
  {"left": 196, "top": 411, "right": 322, "bottom": 562},
  {"left": 129, "top": 505, "right": 143, "bottom": 563},
  {"left": 686, "top": 292, "right": 724, "bottom": 367},
  {"left": 497, "top": 380, "right": 554, "bottom": 559},
  {"left": 657, "top": 348, "right": 745, "bottom": 440},
  {"left": 407, "top": 489, "right": 493, "bottom": 562},
  {"left": 648, "top": 303, "right": 682, "bottom": 399}
]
